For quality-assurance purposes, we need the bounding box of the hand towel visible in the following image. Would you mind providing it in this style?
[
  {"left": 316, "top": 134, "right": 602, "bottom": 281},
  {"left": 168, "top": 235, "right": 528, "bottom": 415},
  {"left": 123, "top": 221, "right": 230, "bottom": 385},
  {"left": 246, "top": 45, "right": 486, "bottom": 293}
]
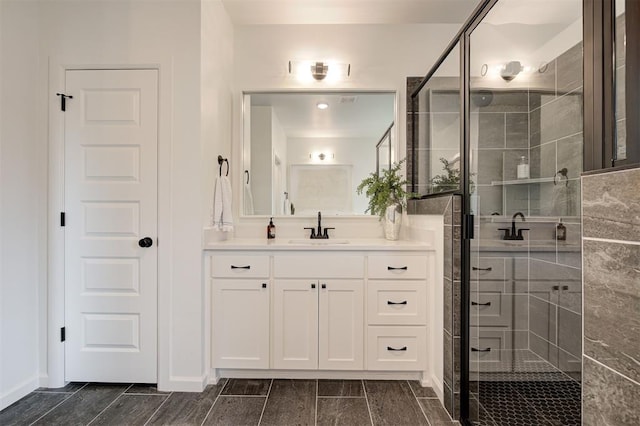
[{"left": 212, "top": 175, "right": 234, "bottom": 232}]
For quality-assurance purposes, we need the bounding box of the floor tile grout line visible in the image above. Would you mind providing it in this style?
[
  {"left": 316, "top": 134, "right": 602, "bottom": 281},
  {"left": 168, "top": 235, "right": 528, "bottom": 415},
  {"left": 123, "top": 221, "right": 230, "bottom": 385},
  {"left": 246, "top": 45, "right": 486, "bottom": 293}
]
[
  {"left": 32, "top": 391, "right": 75, "bottom": 395},
  {"left": 86, "top": 383, "right": 134, "bottom": 426},
  {"left": 217, "top": 394, "right": 269, "bottom": 398},
  {"left": 256, "top": 379, "right": 273, "bottom": 426},
  {"left": 142, "top": 391, "right": 173, "bottom": 426},
  {"left": 316, "top": 395, "right": 367, "bottom": 399},
  {"left": 314, "top": 379, "right": 318, "bottom": 426},
  {"left": 28, "top": 382, "right": 89, "bottom": 426},
  {"left": 124, "top": 392, "right": 171, "bottom": 396},
  {"left": 200, "top": 378, "right": 230, "bottom": 426},
  {"left": 361, "top": 379, "right": 375, "bottom": 426},
  {"left": 406, "top": 380, "right": 433, "bottom": 426}
]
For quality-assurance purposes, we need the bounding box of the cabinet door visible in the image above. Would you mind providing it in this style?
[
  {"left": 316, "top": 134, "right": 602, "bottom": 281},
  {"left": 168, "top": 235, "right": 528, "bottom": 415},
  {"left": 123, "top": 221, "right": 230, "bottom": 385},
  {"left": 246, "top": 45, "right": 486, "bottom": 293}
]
[
  {"left": 213, "top": 279, "right": 269, "bottom": 369},
  {"left": 273, "top": 280, "right": 318, "bottom": 369},
  {"left": 319, "top": 280, "right": 364, "bottom": 370}
]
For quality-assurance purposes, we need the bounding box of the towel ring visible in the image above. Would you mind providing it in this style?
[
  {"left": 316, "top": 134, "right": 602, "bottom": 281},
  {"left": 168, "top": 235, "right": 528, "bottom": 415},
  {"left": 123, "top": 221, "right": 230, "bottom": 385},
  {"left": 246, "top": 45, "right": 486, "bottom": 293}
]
[
  {"left": 244, "top": 170, "right": 250, "bottom": 185},
  {"left": 218, "top": 155, "right": 229, "bottom": 177},
  {"left": 554, "top": 168, "right": 568, "bottom": 186}
]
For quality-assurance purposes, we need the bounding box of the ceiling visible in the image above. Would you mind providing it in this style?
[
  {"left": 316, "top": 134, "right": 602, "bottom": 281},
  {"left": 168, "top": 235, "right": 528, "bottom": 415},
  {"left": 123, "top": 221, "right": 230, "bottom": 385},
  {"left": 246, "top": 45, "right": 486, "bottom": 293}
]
[
  {"left": 221, "top": 0, "right": 482, "bottom": 25},
  {"left": 250, "top": 92, "right": 395, "bottom": 138}
]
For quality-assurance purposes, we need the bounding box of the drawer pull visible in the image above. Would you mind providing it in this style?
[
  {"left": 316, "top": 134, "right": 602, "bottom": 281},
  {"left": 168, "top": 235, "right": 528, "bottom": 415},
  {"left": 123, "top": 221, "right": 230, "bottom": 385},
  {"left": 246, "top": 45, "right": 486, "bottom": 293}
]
[
  {"left": 321, "top": 283, "right": 326, "bottom": 289},
  {"left": 262, "top": 283, "right": 267, "bottom": 289},
  {"left": 387, "top": 300, "right": 408, "bottom": 305},
  {"left": 472, "top": 266, "right": 493, "bottom": 271},
  {"left": 311, "top": 284, "right": 316, "bottom": 289},
  {"left": 472, "top": 301, "right": 492, "bottom": 307},
  {"left": 387, "top": 266, "right": 408, "bottom": 271},
  {"left": 387, "top": 346, "right": 408, "bottom": 351},
  {"left": 471, "top": 347, "right": 491, "bottom": 353},
  {"left": 230, "top": 265, "right": 251, "bottom": 270}
]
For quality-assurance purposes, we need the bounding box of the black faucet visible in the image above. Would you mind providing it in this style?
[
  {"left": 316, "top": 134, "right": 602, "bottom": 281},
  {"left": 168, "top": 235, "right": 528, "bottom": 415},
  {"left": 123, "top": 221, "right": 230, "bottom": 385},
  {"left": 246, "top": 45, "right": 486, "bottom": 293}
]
[
  {"left": 305, "top": 211, "right": 334, "bottom": 239},
  {"left": 499, "top": 212, "right": 529, "bottom": 240}
]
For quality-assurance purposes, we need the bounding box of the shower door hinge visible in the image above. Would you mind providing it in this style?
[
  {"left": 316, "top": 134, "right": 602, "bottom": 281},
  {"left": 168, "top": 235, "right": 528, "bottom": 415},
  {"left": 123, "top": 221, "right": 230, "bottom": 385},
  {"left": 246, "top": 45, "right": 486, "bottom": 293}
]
[
  {"left": 463, "top": 214, "right": 475, "bottom": 239},
  {"left": 60, "top": 327, "right": 66, "bottom": 342}
]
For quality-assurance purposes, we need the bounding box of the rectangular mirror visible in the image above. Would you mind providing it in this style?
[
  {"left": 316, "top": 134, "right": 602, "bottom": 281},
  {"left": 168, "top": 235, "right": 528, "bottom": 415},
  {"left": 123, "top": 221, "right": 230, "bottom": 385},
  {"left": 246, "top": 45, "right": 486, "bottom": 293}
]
[{"left": 242, "top": 91, "right": 396, "bottom": 216}]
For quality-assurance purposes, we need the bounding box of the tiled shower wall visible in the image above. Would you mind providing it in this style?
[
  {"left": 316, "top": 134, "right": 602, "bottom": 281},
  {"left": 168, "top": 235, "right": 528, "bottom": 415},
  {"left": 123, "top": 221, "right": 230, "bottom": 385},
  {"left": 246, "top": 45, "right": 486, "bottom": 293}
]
[{"left": 582, "top": 167, "right": 640, "bottom": 425}]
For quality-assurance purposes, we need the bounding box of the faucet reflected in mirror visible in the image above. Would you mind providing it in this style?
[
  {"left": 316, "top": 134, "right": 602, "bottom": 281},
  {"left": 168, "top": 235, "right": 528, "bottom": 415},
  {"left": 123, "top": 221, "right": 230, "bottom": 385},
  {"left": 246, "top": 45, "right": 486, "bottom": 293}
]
[
  {"left": 499, "top": 212, "right": 529, "bottom": 240},
  {"left": 304, "top": 212, "right": 334, "bottom": 239}
]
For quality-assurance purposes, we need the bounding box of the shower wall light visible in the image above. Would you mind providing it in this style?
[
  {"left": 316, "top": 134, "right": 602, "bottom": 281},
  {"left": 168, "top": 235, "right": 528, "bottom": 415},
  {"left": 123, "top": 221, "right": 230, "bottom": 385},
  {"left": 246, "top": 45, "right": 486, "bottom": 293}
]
[{"left": 289, "top": 60, "right": 351, "bottom": 82}]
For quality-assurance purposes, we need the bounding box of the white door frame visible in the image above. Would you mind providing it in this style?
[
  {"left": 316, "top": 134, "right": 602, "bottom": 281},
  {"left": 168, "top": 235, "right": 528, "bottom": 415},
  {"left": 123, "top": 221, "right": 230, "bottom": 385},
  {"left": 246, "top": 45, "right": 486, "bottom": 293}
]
[{"left": 46, "top": 58, "right": 172, "bottom": 389}]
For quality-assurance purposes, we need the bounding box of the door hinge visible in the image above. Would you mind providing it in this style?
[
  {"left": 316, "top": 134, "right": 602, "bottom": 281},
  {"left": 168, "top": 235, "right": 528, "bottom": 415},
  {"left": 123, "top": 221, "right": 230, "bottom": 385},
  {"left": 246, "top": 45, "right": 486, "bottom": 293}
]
[
  {"left": 60, "top": 327, "right": 66, "bottom": 342},
  {"left": 60, "top": 212, "right": 65, "bottom": 227},
  {"left": 463, "top": 214, "right": 475, "bottom": 239},
  {"left": 55, "top": 93, "right": 73, "bottom": 111}
]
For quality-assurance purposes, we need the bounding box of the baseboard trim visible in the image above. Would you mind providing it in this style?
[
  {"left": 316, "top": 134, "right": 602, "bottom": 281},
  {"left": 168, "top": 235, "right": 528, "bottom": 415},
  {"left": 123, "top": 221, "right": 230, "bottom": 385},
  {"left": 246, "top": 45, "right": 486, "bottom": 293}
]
[
  {"left": 211, "top": 369, "right": 423, "bottom": 382},
  {"left": 165, "top": 375, "right": 208, "bottom": 392},
  {"left": 431, "top": 374, "right": 444, "bottom": 402},
  {"left": 1, "top": 375, "right": 39, "bottom": 411}
]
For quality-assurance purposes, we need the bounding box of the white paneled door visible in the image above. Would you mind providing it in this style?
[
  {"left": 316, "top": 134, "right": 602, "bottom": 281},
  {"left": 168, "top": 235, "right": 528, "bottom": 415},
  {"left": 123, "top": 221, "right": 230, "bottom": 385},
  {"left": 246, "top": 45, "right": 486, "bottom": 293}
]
[{"left": 64, "top": 69, "right": 158, "bottom": 382}]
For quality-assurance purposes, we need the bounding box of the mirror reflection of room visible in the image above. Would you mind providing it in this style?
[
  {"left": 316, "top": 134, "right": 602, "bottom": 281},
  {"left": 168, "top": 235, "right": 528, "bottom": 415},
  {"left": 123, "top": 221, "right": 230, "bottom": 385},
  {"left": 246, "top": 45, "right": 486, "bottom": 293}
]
[{"left": 243, "top": 92, "right": 395, "bottom": 216}]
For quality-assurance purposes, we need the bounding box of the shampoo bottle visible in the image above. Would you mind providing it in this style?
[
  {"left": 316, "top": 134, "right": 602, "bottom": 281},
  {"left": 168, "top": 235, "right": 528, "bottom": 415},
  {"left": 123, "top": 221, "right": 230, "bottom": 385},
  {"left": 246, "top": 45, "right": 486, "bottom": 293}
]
[
  {"left": 517, "top": 156, "right": 530, "bottom": 179},
  {"left": 267, "top": 217, "right": 276, "bottom": 239},
  {"left": 556, "top": 219, "right": 567, "bottom": 241}
]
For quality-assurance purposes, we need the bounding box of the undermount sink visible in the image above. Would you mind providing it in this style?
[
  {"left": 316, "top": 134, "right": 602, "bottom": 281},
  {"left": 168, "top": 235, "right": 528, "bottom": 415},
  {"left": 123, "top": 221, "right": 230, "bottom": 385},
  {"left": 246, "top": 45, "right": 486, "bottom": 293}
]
[{"left": 288, "top": 239, "right": 350, "bottom": 245}]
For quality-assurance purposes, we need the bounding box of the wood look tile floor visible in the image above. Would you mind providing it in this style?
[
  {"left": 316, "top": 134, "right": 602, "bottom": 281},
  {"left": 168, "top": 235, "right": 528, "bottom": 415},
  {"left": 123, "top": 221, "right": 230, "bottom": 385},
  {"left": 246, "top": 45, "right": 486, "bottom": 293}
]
[{"left": 0, "top": 379, "right": 457, "bottom": 426}]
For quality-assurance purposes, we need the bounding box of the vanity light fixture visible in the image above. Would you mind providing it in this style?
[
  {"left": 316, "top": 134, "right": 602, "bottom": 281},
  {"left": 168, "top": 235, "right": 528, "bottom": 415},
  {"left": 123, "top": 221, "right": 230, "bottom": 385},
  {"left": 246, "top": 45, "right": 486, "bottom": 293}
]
[
  {"left": 316, "top": 102, "right": 329, "bottom": 110},
  {"left": 309, "top": 152, "right": 335, "bottom": 161},
  {"left": 288, "top": 60, "right": 351, "bottom": 82}
]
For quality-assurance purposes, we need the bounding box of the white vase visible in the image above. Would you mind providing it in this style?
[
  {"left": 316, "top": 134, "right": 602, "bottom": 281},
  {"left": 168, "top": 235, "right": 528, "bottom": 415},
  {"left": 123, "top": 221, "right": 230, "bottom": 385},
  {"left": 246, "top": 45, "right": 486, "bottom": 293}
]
[{"left": 383, "top": 203, "right": 402, "bottom": 240}]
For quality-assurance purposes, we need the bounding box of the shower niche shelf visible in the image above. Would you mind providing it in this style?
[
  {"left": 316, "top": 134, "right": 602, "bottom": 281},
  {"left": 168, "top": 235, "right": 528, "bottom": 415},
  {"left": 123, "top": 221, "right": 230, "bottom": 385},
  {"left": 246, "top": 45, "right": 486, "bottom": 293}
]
[{"left": 490, "top": 177, "right": 556, "bottom": 186}]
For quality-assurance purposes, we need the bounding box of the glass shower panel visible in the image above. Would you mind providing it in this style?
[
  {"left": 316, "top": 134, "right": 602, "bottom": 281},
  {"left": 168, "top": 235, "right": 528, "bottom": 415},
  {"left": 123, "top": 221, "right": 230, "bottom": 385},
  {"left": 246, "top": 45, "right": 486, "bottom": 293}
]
[
  {"left": 412, "top": 43, "right": 461, "bottom": 196},
  {"left": 468, "top": 1, "right": 583, "bottom": 424}
]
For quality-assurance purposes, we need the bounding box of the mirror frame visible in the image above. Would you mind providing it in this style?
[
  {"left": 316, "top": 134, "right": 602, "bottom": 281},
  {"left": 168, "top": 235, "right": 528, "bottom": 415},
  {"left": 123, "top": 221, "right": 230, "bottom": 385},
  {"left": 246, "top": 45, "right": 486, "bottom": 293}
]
[{"left": 240, "top": 89, "right": 400, "bottom": 218}]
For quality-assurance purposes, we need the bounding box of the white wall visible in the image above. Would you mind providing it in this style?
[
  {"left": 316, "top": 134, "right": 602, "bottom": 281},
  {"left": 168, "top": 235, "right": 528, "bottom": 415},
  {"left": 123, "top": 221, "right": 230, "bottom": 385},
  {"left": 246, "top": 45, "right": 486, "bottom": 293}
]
[{"left": 0, "top": 0, "right": 43, "bottom": 409}]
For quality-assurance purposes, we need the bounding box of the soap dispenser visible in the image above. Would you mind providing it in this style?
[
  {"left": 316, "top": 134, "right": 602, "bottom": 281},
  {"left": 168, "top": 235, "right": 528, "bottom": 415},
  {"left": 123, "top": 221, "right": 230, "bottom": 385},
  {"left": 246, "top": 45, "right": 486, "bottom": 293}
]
[
  {"left": 267, "top": 217, "right": 276, "bottom": 239},
  {"left": 517, "top": 156, "right": 530, "bottom": 179},
  {"left": 556, "top": 219, "right": 567, "bottom": 241}
]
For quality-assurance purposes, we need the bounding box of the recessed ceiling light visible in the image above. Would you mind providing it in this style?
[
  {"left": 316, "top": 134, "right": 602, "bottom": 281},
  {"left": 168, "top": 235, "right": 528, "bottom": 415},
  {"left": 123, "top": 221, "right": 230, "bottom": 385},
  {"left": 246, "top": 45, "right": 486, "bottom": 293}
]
[{"left": 316, "top": 102, "right": 329, "bottom": 110}]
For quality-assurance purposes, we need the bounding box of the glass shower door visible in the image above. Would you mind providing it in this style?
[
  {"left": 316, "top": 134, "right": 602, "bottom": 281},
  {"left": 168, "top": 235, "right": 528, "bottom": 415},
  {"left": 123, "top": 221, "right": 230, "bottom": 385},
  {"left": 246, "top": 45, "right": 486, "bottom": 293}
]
[{"left": 467, "top": 1, "right": 583, "bottom": 424}]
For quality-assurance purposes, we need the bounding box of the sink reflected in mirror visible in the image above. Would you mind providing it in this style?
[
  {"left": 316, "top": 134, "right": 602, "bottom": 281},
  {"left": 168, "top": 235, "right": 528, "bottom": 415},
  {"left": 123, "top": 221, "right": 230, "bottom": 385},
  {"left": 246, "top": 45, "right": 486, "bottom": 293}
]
[{"left": 288, "top": 239, "right": 350, "bottom": 245}]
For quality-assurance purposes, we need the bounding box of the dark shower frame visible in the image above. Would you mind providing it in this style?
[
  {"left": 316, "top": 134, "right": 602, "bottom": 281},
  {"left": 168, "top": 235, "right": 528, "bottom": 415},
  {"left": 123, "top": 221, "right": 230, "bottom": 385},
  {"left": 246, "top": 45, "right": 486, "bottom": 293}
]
[{"left": 409, "top": 0, "right": 638, "bottom": 423}]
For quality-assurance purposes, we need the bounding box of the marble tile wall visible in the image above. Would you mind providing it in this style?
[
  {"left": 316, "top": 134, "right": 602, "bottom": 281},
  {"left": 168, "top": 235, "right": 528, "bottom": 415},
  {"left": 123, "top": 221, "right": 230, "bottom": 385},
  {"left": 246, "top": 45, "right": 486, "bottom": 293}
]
[{"left": 582, "top": 167, "right": 640, "bottom": 425}]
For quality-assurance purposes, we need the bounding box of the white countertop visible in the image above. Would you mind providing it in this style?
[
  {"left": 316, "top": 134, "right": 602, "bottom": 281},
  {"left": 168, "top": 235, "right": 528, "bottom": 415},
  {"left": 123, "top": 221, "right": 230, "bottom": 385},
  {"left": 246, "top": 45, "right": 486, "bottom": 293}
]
[{"left": 203, "top": 238, "right": 433, "bottom": 252}]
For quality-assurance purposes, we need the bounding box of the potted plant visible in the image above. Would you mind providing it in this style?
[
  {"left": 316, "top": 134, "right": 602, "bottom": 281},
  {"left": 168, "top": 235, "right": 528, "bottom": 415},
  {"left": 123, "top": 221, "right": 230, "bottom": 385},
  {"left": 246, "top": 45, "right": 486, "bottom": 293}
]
[{"left": 357, "top": 159, "right": 416, "bottom": 240}]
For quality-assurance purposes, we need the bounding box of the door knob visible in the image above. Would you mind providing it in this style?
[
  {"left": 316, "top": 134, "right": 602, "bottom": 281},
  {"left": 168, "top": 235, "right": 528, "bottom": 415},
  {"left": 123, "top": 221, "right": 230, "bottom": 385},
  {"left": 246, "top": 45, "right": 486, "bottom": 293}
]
[{"left": 138, "top": 237, "right": 153, "bottom": 248}]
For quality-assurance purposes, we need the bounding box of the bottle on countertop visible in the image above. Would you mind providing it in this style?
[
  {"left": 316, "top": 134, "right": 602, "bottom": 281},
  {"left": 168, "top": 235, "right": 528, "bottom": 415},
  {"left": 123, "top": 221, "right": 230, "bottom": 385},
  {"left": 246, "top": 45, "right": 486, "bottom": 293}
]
[
  {"left": 283, "top": 192, "right": 291, "bottom": 216},
  {"left": 556, "top": 219, "right": 567, "bottom": 241},
  {"left": 267, "top": 217, "right": 276, "bottom": 239},
  {"left": 517, "top": 156, "right": 530, "bottom": 179}
]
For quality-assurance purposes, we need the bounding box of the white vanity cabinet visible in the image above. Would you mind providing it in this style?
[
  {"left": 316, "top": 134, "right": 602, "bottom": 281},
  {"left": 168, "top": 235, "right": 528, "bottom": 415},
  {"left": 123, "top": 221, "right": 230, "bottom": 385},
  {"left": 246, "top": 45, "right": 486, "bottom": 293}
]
[
  {"left": 206, "top": 240, "right": 432, "bottom": 381},
  {"left": 272, "top": 254, "right": 364, "bottom": 370},
  {"left": 211, "top": 254, "right": 270, "bottom": 369},
  {"left": 366, "top": 254, "right": 427, "bottom": 371}
]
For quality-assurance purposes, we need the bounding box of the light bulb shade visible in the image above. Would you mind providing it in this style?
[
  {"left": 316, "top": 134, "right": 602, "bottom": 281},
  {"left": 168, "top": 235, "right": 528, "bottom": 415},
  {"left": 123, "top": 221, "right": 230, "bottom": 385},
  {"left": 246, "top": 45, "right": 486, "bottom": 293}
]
[
  {"left": 311, "top": 62, "right": 328, "bottom": 80},
  {"left": 500, "top": 60, "right": 523, "bottom": 81}
]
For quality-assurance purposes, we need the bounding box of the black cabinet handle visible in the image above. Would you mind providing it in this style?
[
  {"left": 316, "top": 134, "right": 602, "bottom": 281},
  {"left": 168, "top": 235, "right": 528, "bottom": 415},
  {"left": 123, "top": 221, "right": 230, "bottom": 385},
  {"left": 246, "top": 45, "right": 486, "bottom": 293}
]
[
  {"left": 311, "top": 284, "right": 316, "bottom": 289},
  {"left": 138, "top": 237, "right": 153, "bottom": 248},
  {"left": 321, "top": 283, "right": 326, "bottom": 289},
  {"left": 387, "top": 266, "right": 408, "bottom": 270},
  {"left": 471, "top": 347, "right": 491, "bottom": 352},
  {"left": 472, "top": 301, "right": 492, "bottom": 307},
  {"left": 387, "top": 301, "right": 408, "bottom": 305},
  {"left": 231, "top": 265, "right": 250, "bottom": 269},
  {"left": 262, "top": 283, "right": 267, "bottom": 289},
  {"left": 472, "top": 266, "right": 493, "bottom": 271},
  {"left": 387, "top": 346, "right": 408, "bottom": 351}
]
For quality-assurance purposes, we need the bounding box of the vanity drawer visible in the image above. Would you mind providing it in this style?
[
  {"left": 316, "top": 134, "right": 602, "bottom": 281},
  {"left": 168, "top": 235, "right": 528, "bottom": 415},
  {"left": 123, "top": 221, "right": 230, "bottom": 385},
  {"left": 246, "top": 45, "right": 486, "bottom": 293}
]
[
  {"left": 471, "top": 257, "right": 507, "bottom": 281},
  {"left": 368, "top": 255, "right": 426, "bottom": 279},
  {"left": 211, "top": 255, "right": 270, "bottom": 278},
  {"left": 273, "top": 255, "right": 364, "bottom": 278},
  {"left": 367, "top": 281, "right": 426, "bottom": 325},
  {"left": 367, "top": 326, "right": 426, "bottom": 370}
]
